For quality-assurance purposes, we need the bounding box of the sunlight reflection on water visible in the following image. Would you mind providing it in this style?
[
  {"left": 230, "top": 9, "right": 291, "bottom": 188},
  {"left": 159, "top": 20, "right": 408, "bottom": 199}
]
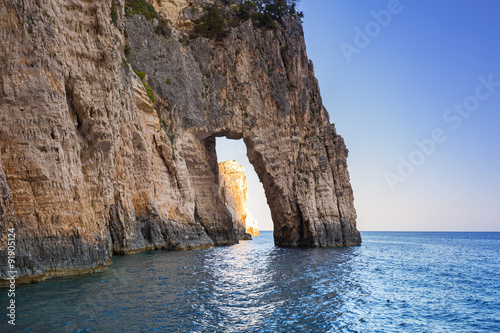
[{"left": 1, "top": 231, "right": 499, "bottom": 332}]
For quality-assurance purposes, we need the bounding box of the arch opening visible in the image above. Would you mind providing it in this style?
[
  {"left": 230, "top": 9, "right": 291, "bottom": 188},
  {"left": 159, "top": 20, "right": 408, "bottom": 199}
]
[{"left": 215, "top": 137, "right": 273, "bottom": 235}]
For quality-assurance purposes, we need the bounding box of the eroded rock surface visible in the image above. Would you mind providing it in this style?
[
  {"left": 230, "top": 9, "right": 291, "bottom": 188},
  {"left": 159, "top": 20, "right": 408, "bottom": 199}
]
[
  {"left": 0, "top": 0, "right": 360, "bottom": 284},
  {"left": 151, "top": 0, "right": 209, "bottom": 28}
]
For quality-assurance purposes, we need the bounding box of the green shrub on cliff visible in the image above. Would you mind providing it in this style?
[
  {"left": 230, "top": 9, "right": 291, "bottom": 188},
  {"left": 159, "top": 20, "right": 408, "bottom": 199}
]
[
  {"left": 134, "top": 70, "right": 155, "bottom": 103},
  {"left": 144, "top": 83, "right": 155, "bottom": 103},
  {"left": 125, "top": 0, "right": 157, "bottom": 20},
  {"left": 236, "top": 1, "right": 257, "bottom": 20},
  {"left": 124, "top": 44, "right": 131, "bottom": 56},
  {"left": 110, "top": 1, "right": 119, "bottom": 27},
  {"left": 251, "top": 0, "right": 303, "bottom": 22},
  {"left": 262, "top": 0, "right": 289, "bottom": 20},
  {"left": 134, "top": 70, "right": 146, "bottom": 81},
  {"left": 191, "top": 0, "right": 302, "bottom": 40},
  {"left": 252, "top": 11, "right": 276, "bottom": 29},
  {"left": 125, "top": 0, "right": 170, "bottom": 36},
  {"left": 193, "top": 4, "right": 229, "bottom": 39}
]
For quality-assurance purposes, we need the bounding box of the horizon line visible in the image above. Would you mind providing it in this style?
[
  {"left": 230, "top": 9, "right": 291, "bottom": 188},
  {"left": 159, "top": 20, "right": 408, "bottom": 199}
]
[{"left": 257, "top": 230, "right": 500, "bottom": 232}]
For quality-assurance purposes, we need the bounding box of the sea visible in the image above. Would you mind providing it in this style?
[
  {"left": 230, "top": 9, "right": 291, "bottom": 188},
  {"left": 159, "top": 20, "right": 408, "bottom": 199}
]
[{"left": 1, "top": 231, "right": 499, "bottom": 332}]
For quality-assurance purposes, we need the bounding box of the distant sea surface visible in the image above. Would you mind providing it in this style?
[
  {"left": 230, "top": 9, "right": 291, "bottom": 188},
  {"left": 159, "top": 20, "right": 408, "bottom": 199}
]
[{"left": 2, "top": 231, "right": 499, "bottom": 332}]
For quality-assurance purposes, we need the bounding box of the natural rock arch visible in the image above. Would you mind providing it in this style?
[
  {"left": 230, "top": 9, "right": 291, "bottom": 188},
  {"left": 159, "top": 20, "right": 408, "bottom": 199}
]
[
  {"left": 121, "top": 2, "right": 362, "bottom": 247},
  {"left": 184, "top": 117, "right": 360, "bottom": 248},
  {"left": 0, "top": 0, "right": 360, "bottom": 284}
]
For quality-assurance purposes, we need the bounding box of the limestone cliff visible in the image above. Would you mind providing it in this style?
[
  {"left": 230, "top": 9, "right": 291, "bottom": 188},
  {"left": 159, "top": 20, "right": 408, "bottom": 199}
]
[
  {"left": 218, "top": 160, "right": 258, "bottom": 240},
  {"left": 0, "top": 0, "right": 360, "bottom": 284}
]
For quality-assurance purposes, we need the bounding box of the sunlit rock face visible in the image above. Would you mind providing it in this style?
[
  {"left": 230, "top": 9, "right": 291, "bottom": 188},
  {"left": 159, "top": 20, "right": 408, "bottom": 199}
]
[
  {"left": 245, "top": 212, "right": 260, "bottom": 237},
  {"left": 0, "top": 0, "right": 360, "bottom": 284},
  {"left": 218, "top": 160, "right": 255, "bottom": 240},
  {"left": 151, "top": 0, "right": 214, "bottom": 28}
]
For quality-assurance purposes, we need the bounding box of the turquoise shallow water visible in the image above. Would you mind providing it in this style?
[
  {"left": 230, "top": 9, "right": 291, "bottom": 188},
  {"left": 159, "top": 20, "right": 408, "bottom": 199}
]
[{"left": 1, "top": 231, "right": 499, "bottom": 332}]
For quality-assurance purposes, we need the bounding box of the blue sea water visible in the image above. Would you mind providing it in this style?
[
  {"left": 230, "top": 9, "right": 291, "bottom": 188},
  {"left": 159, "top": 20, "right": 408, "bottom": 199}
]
[{"left": 1, "top": 231, "right": 499, "bottom": 332}]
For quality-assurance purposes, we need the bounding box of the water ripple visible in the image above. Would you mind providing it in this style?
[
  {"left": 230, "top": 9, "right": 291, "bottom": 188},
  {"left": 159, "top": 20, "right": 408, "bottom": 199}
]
[{"left": 1, "top": 231, "right": 499, "bottom": 332}]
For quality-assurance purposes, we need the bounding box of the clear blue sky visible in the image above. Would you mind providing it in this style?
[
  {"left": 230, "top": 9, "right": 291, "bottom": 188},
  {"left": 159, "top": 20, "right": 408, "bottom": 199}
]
[{"left": 218, "top": 0, "right": 500, "bottom": 231}]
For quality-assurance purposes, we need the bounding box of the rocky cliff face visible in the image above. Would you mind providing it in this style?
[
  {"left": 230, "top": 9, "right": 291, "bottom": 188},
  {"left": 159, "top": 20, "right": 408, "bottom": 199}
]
[
  {"left": 218, "top": 160, "right": 258, "bottom": 240},
  {"left": 0, "top": 0, "right": 360, "bottom": 284}
]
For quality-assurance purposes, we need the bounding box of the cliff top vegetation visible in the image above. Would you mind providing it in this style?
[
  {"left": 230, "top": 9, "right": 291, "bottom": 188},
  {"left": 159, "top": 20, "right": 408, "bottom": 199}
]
[{"left": 192, "top": 0, "right": 303, "bottom": 39}]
